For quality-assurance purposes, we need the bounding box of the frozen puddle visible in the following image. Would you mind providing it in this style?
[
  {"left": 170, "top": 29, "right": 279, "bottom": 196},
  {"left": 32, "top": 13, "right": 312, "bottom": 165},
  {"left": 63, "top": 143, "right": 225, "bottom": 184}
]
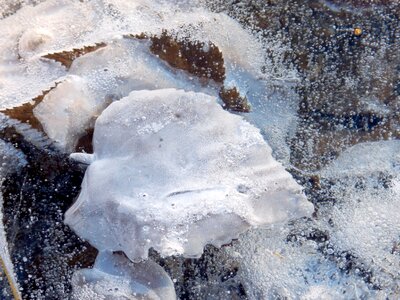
[{"left": 1, "top": 0, "right": 398, "bottom": 299}]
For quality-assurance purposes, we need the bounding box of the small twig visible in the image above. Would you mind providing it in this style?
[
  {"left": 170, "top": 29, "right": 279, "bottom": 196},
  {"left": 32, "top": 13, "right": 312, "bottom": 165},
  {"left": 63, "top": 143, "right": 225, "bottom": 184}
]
[{"left": 0, "top": 254, "right": 21, "bottom": 300}]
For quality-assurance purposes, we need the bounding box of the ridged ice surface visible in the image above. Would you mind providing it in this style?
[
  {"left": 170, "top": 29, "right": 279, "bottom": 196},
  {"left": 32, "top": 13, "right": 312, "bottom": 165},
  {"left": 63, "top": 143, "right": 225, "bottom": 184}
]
[{"left": 65, "top": 89, "right": 312, "bottom": 261}]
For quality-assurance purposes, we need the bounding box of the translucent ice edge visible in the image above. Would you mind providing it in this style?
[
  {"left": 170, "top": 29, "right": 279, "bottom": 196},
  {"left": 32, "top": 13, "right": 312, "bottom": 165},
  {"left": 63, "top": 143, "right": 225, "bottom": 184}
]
[{"left": 71, "top": 251, "right": 176, "bottom": 300}]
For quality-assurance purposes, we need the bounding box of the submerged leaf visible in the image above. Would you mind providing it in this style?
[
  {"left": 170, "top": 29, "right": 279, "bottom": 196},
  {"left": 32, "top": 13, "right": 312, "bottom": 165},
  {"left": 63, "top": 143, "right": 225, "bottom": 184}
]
[
  {"left": 0, "top": 85, "right": 59, "bottom": 132},
  {"left": 219, "top": 87, "right": 251, "bottom": 112},
  {"left": 42, "top": 43, "right": 106, "bottom": 69},
  {"left": 149, "top": 31, "right": 225, "bottom": 84}
]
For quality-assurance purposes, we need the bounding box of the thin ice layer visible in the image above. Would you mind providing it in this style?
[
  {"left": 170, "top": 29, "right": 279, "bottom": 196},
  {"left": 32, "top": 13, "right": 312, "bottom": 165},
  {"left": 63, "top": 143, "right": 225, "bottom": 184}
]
[
  {"left": 230, "top": 226, "right": 377, "bottom": 300},
  {"left": 320, "top": 140, "right": 400, "bottom": 290},
  {"left": 65, "top": 89, "right": 313, "bottom": 261},
  {"left": 233, "top": 140, "right": 400, "bottom": 298},
  {"left": 320, "top": 140, "right": 400, "bottom": 178}
]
